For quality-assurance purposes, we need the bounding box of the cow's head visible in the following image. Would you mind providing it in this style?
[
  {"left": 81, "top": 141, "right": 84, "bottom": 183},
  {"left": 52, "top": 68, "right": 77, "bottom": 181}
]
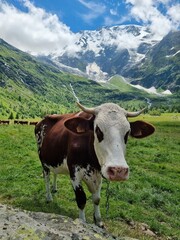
[{"left": 65, "top": 102, "right": 155, "bottom": 181}]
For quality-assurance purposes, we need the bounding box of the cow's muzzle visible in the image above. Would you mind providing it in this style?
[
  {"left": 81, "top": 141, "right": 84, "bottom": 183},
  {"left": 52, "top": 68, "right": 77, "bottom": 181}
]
[{"left": 107, "top": 166, "right": 129, "bottom": 181}]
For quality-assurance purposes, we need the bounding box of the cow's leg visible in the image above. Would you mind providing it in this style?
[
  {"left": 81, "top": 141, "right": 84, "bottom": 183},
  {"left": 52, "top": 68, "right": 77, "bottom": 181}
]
[
  {"left": 52, "top": 173, "right": 57, "bottom": 193},
  {"left": 70, "top": 169, "right": 87, "bottom": 222},
  {"left": 43, "top": 166, "right": 53, "bottom": 202},
  {"left": 84, "top": 172, "right": 103, "bottom": 227},
  {"left": 92, "top": 184, "right": 103, "bottom": 228}
]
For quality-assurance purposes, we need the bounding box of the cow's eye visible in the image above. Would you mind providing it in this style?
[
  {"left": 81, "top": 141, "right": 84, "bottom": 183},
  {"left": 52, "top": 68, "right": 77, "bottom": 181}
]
[
  {"left": 124, "top": 131, "right": 129, "bottom": 144},
  {"left": 95, "top": 125, "right": 104, "bottom": 142}
]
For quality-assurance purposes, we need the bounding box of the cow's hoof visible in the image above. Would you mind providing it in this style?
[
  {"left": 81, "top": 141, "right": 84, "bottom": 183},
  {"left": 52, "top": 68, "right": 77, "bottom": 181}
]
[
  {"left": 94, "top": 215, "right": 104, "bottom": 228},
  {"left": 97, "top": 221, "right": 104, "bottom": 228}
]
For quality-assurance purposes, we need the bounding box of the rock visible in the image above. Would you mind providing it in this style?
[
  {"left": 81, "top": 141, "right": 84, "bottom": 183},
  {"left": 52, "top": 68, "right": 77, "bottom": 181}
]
[
  {"left": 144, "top": 229, "right": 156, "bottom": 237},
  {"left": 140, "top": 223, "right": 149, "bottom": 231},
  {"left": 0, "top": 204, "right": 138, "bottom": 240}
]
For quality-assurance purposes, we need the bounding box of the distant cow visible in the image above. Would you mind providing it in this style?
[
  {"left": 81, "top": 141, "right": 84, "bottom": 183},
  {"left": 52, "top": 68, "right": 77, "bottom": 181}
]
[
  {"left": 0, "top": 120, "right": 10, "bottom": 124},
  {"left": 18, "top": 120, "right": 28, "bottom": 125},
  {"left": 30, "top": 121, "right": 38, "bottom": 125},
  {"left": 14, "top": 120, "right": 28, "bottom": 125},
  {"left": 35, "top": 102, "right": 155, "bottom": 227},
  {"left": 14, "top": 120, "right": 19, "bottom": 124}
]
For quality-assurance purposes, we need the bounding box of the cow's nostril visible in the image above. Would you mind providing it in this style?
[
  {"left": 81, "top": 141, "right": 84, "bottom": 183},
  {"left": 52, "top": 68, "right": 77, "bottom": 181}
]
[
  {"left": 107, "top": 166, "right": 129, "bottom": 181},
  {"left": 107, "top": 167, "right": 116, "bottom": 177},
  {"left": 124, "top": 168, "right": 129, "bottom": 174}
]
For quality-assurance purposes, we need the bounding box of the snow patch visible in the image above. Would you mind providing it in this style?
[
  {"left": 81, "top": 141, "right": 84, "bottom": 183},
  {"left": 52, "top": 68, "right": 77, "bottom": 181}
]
[
  {"left": 86, "top": 62, "right": 108, "bottom": 81},
  {"left": 132, "top": 85, "right": 158, "bottom": 94},
  {"left": 162, "top": 90, "right": 172, "bottom": 95},
  {"left": 166, "top": 50, "right": 180, "bottom": 58},
  {"left": 130, "top": 84, "right": 172, "bottom": 96}
]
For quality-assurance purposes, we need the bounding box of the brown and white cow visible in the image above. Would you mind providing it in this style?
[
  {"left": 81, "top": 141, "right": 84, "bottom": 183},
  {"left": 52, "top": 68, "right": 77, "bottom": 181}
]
[{"left": 35, "top": 102, "right": 155, "bottom": 227}]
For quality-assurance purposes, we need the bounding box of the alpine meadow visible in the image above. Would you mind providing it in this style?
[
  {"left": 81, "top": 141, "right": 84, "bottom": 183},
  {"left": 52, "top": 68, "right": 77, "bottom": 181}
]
[
  {"left": 0, "top": 22, "right": 180, "bottom": 240},
  {"left": 0, "top": 115, "right": 180, "bottom": 239}
]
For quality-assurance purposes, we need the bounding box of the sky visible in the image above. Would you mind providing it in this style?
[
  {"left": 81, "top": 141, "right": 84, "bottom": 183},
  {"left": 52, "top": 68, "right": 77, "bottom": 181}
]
[{"left": 0, "top": 0, "right": 180, "bottom": 55}]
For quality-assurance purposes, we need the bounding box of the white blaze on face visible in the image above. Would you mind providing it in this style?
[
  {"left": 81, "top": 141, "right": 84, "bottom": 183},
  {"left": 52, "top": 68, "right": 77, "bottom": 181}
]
[{"left": 93, "top": 104, "right": 130, "bottom": 181}]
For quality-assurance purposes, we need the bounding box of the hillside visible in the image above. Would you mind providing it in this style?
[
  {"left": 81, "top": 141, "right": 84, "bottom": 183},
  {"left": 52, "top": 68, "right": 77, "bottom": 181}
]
[
  {"left": 0, "top": 116, "right": 180, "bottom": 239},
  {"left": 0, "top": 39, "right": 179, "bottom": 119},
  {"left": 126, "top": 31, "right": 180, "bottom": 92},
  {"left": 0, "top": 39, "right": 146, "bottom": 119}
]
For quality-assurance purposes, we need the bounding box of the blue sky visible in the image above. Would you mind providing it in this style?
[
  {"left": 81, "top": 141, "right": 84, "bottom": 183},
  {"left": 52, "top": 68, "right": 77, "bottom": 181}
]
[
  {"left": 2, "top": 0, "right": 136, "bottom": 32},
  {"left": 0, "top": 0, "right": 179, "bottom": 55},
  {"left": 3, "top": 0, "right": 180, "bottom": 32}
]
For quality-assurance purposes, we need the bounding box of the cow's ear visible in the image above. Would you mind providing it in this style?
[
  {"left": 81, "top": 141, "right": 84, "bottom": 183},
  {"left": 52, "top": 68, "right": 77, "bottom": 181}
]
[
  {"left": 130, "top": 120, "right": 155, "bottom": 138},
  {"left": 64, "top": 117, "right": 93, "bottom": 134}
]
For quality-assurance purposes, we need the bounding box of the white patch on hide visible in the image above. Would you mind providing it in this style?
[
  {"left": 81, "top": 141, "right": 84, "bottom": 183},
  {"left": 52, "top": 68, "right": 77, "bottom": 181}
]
[{"left": 45, "top": 158, "right": 69, "bottom": 175}]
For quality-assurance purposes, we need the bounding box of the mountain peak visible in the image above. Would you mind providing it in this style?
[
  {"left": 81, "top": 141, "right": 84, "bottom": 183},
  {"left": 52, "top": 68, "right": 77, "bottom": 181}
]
[{"left": 49, "top": 26, "right": 179, "bottom": 92}]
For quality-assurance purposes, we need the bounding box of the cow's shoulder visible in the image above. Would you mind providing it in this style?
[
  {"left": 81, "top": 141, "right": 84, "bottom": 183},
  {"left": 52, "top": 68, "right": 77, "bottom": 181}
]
[
  {"left": 76, "top": 111, "right": 94, "bottom": 120},
  {"left": 35, "top": 112, "right": 94, "bottom": 139},
  {"left": 35, "top": 113, "right": 75, "bottom": 135},
  {"left": 45, "top": 113, "right": 75, "bottom": 122}
]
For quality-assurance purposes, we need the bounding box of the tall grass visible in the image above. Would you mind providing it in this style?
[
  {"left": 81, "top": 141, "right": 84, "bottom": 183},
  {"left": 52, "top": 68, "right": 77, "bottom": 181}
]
[{"left": 0, "top": 114, "right": 179, "bottom": 239}]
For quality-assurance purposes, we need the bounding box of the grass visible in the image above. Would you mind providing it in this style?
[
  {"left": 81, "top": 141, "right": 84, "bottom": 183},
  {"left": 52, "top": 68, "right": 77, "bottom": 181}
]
[{"left": 0, "top": 113, "right": 180, "bottom": 240}]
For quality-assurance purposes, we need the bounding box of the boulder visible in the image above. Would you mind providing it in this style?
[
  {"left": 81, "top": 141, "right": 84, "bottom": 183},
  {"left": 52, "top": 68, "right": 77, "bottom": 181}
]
[{"left": 0, "top": 204, "right": 138, "bottom": 240}]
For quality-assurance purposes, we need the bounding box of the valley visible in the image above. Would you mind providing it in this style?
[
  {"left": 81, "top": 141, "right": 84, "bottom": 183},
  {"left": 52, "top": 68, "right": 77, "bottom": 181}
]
[
  {"left": 0, "top": 37, "right": 179, "bottom": 120},
  {"left": 0, "top": 114, "right": 179, "bottom": 239}
]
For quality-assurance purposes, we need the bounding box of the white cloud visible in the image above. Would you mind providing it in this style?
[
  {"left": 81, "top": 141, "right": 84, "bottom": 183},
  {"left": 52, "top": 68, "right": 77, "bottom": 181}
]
[
  {"left": 114, "top": 32, "right": 140, "bottom": 50},
  {"left": 0, "top": 0, "right": 179, "bottom": 57},
  {"left": 0, "top": 0, "right": 79, "bottom": 56},
  {"left": 78, "top": 0, "right": 106, "bottom": 23},
  {"left": 149, "top": 15, "right": 172, "bottom": 39},
  {"left": 78, "top": 0, "right": 106, "bottom": 13},
  {"left": 167, "top": 4, "right": 180, "bottom": 25},
  {"left": 125, "top": 0, "right": 180, "bottom": 38},
  {"left": 110, "top": 9, "right": 117, "bottom": 16}
]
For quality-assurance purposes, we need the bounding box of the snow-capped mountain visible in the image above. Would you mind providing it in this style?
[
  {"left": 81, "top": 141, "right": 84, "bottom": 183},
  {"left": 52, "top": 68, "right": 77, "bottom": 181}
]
[
  {"left": 49, "top": 25, "right": 179, "bottom": 92},
  {"left": 52, "top": 25, "right": 159, "bottom": 79}
]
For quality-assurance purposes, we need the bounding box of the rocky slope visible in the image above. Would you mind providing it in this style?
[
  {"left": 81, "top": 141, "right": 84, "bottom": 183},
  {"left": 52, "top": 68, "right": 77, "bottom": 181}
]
[
  {"left": 125, "top": 31, "right": 180, "bottom": 92},
  {"left": 0, "top": 204, "right": 137, "bottom": 240}
]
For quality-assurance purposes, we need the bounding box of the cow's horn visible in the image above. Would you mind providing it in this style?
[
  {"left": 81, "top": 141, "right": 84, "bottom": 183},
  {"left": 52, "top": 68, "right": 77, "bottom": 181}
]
[
  {"left": 76, "top": 102, "right": 95, "bottom": 114},
  {"left": 126, "top": 107, "right": 146, "bottom": 117}
]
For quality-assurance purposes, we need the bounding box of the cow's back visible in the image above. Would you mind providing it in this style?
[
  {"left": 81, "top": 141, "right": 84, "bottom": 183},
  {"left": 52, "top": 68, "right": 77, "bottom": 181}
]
[
  {"left": 35, "top": 112, "right": 98, "bottom": 170},
  {"left": 35, "top": 113, "right": 75, "bottom": 164}
]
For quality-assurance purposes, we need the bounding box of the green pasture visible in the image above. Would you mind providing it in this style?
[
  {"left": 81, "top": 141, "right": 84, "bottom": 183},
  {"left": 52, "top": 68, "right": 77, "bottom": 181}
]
[{"left": 0, "top": 113, "right": 179, "bottom": 240}]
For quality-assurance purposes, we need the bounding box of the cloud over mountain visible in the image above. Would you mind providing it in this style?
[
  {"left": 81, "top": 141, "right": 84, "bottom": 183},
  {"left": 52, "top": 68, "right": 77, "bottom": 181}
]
[
  {"left": 0, "top": 0, "right": 79, "bottom": 56},
  {"left": 125, "top": 0, "right": 180, "bottom": 39},
  {"left": 0, "top": 0, "right": 179, "bottom": 56}
]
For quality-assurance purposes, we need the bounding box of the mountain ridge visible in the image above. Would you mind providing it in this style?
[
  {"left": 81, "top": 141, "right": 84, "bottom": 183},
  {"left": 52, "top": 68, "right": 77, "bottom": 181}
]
[
  {"left": 125, "top": 31, "right": 180, "bottom": 92},
  {"left": 0, "top": 38, "right": 151, "bottom": 119},
  {"left": 0, "top": 37, "right": 179, "bottom": 119},
  {"left": 50, "top": 25, "right": 179, "bottom": 93}
]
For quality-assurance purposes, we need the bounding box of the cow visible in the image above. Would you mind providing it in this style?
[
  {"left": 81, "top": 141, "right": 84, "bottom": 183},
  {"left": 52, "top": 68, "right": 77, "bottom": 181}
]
[
  {"left": 35, "top": 102, "right": 155, "bottom": 227},
  {"left": 14, "top": 120, "right": 28, "bottom": 125},
  {"left": 0, "top": 120, "right": 10, "bottom": 124},
  {"left": 30, "top": 121, "right": 38, "bottom": 125},
  {"left": 18, "top": 120, "right": 28, "bottom": 125},
  {"left": 14, "top": 120, "right": 19, "bottom": 124}
]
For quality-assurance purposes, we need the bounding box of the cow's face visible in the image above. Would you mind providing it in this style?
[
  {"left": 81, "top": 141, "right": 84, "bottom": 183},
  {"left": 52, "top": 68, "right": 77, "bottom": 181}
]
[
  {"left": 93, "top": 104, "right": 130, "bottom": 181},
  {"left": 65, "top": 102, "right": 155, "bottom": 182}
]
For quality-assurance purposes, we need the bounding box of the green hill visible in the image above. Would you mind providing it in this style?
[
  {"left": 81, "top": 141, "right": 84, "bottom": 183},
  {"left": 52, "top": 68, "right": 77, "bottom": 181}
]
[{"left": 0, "top": 39, "right": 179, "bottom": 119}]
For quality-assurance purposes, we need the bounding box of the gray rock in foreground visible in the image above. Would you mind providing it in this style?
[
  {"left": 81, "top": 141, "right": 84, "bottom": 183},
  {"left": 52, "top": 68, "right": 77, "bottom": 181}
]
[{"left": 0, "top": 204, "right": 138, "bottom": 240}]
